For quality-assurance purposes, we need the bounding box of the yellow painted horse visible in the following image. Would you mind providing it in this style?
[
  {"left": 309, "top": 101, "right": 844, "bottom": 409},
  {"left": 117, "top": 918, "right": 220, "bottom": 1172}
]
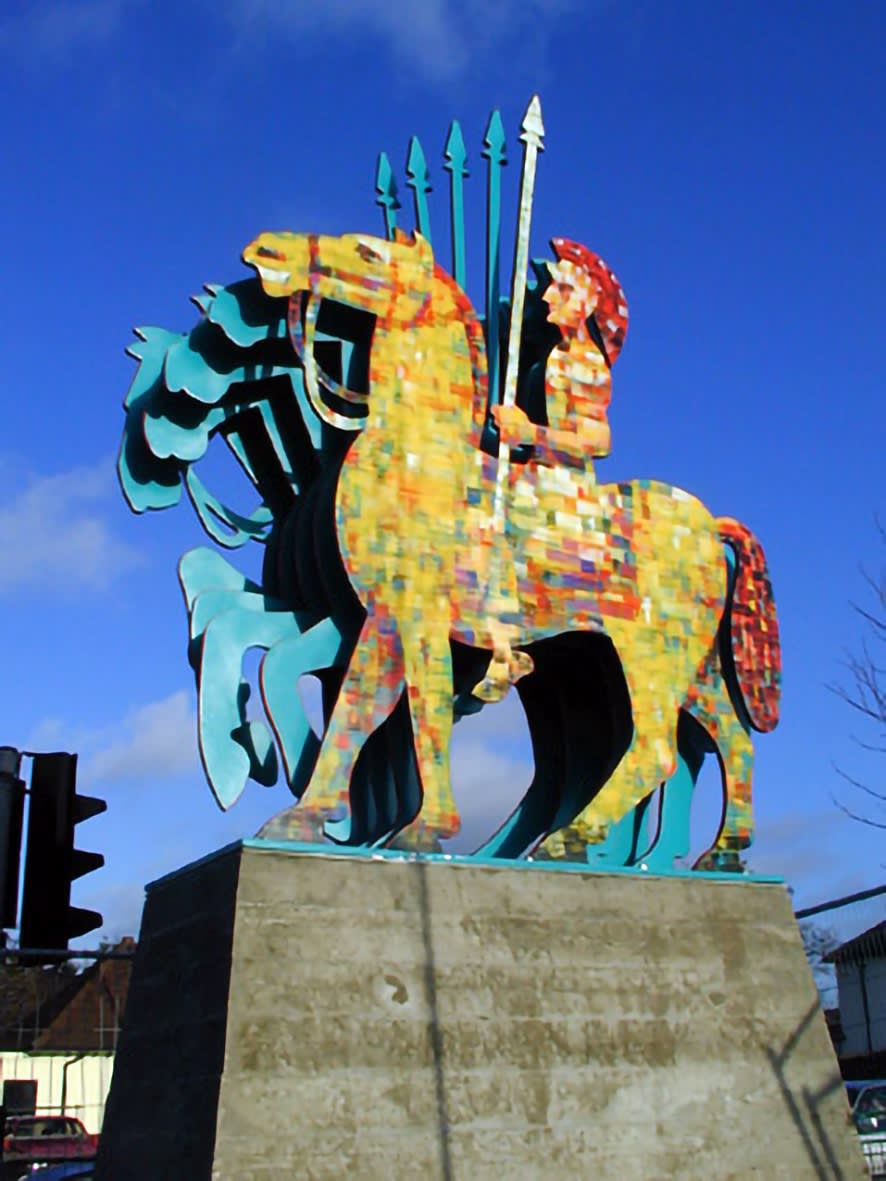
[{"left": 242, "top": 229, "right": 777, "bottom": 859}]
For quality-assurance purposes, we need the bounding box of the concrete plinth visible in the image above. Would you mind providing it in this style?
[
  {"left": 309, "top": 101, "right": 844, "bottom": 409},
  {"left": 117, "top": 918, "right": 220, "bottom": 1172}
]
[{"left": 96, "top": 843, "right": 866, "bottom": 1180}]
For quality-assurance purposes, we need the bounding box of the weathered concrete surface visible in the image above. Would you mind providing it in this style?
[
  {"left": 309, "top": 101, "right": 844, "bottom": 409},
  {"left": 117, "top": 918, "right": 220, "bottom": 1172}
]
[{"left": 96, "top": 845, "right": 867, "bottom": 1180}]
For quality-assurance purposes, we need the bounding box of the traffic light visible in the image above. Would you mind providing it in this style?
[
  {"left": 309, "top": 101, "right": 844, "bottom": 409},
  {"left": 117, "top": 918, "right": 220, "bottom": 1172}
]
[
  {"left": 0, "top": 747, "right": 25, "bottom": 929},
  {"left": 19, "top": 752, "right": 106, "bottom": 951}
]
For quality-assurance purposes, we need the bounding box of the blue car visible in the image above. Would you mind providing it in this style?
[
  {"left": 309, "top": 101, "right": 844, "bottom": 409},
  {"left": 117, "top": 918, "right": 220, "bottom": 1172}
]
[{"left": 16, "top": 1163, "right": 94, "bottom": 1181}]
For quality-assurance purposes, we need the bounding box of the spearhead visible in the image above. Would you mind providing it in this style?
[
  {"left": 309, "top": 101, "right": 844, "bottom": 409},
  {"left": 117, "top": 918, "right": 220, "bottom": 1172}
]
[
  {"left": 444, "top": 120, "right": 468, "bottom": 175},
  {"left": 482, "top": 109, "right": 507, "bottom": 165},
  {"left": 444, "top": 120, "right": 468, "bottom": 177},
  {"left": 406, "top": 135, "right": 432, "bottom": 241},
  {"left": 519, "top": 94, "right": 545, "bottom": 152},
  {"left": 444, "top": 120, "right": 468, "bottom": 288},
  {"left": 406, "top": 135, "right": 432, "bottom": 193},
  {"left": 375, "top": 151, "right": 401, "bottom": 239}
]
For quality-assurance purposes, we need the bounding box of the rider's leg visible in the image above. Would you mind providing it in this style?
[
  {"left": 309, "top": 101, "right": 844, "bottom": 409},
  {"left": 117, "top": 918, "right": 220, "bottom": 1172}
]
[{"left": 473, "top": 617, "right": 534, "bottom": 703}]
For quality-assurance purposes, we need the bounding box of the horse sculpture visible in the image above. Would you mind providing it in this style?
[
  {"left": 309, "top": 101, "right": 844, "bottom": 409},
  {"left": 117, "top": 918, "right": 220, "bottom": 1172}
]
[{"left": 239, "top": 228, "right": 780, "bottom": 863}]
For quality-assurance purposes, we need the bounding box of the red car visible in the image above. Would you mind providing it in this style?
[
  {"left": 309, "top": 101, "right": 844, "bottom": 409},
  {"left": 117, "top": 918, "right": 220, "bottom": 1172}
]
[{"left": 2, "top": 1116, "right": 98, "bottom": 1167}]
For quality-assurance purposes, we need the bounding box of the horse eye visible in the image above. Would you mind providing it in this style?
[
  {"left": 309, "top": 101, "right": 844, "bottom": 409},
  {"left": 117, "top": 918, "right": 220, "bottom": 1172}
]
[
  {"left": 257, "top": 246, "right": 282, "bottom": 259},
  {"left": 356, "top": 242, "right": 383, "bottom": 263}
]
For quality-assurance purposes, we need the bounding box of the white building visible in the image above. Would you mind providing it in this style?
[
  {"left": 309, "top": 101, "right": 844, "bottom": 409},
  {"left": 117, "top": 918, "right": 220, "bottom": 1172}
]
[
  {"left": 828, "top": 921, "right": 886, "bottom": 1063},
  {"left": 0, "top": 939, "right": 134, "bottom": 1134}
]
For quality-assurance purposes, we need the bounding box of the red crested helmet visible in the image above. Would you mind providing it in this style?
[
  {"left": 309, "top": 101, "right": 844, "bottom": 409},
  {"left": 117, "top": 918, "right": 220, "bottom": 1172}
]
[{"left": 549, "top": 238, "right": 629, "bottom": 367}]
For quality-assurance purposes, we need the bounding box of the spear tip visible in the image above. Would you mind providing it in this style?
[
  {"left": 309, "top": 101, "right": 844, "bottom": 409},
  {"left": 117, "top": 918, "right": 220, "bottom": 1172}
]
[
  {"left": 376, "top": 150, "right": 393, "bottom": 187},
  {"left": 482, "top": 108, "right": 507, "bottom": 161},
  {"left": 444, "top": 119, "right": 467, "bottom": 170},
  {"left": 406, "top": 135, "right": 430, "bottom": 186},
  {"left": 520, "top": 94, "right": 545, "bottom": 149}
]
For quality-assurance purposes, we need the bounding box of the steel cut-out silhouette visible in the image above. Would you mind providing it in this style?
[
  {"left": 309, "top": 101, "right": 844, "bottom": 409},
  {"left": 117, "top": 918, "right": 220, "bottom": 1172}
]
[{"left": 118, "top": 96, "right": 781, "bottom": 871}]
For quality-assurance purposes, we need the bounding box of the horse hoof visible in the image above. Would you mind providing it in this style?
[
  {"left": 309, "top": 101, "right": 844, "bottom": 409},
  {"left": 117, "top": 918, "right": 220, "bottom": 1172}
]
[
  {"left": 508, "top": 650, "right": 535, "bottom": 682},
  {"left": 473, "top": 679, "right": 509, "bottom": 703},
  {"left": 694, "top": 849, "right": 745, "bottom": 873},
  {"left": 388, "top": 827, "right": 445, "bottom": 853},
  {"left": 255, "top": 804, "right": 329, "bottom": 844}
]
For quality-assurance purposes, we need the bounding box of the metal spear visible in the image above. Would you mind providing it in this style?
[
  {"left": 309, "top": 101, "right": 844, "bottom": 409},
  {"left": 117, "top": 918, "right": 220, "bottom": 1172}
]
[{"left": 491, "top": 94, "right": 545, "bottom": 533}]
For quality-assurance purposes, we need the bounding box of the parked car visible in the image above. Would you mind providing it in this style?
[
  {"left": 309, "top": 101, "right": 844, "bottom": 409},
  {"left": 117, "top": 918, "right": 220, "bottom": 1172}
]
[
  {"left": 2, "top": 1117, "right": 98, "bottom": 1169},
  {"left": 847, "top": 1080, "right": 886, "bottom": 1110},
  {"left": 846, "top": 1082, "right": 886, "bottom": 1177},
  {"left": 15, "top": 1164, "right": 94, "bottom": 1181}
]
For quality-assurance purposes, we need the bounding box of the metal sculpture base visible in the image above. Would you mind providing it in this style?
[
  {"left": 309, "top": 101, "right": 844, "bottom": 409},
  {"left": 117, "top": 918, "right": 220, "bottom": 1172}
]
[{"left": 95, "top": 844, "right": 865, "bottom": 1180}]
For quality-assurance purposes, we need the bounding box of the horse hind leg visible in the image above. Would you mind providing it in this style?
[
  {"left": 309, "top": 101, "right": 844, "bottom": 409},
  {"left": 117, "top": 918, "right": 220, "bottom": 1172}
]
[
  {"left": 583, "top": 711, "right": 709, "bottom": 872},
  {"left": 631, "top": 712, "right": 711, "bottom": 872},
  {"left": 687, "top": 677, "right": 755, "bottom": 872},
  {"left": 537, "top": 654, "right": 682, "bottom": 861}
]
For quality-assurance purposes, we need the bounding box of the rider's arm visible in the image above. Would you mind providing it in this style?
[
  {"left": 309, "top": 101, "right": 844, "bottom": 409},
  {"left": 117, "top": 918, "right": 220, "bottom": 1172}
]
[
  {"left": 491, "top": 406, "right": 610, "bottom": 469},
  {"left": 532, "top": 417, "right": 611, "bottom": 469}
]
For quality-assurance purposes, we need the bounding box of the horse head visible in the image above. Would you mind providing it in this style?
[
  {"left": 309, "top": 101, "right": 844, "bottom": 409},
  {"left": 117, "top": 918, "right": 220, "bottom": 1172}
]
[{"left": 242, "top": 230, "right": 436, "bottom": 329}]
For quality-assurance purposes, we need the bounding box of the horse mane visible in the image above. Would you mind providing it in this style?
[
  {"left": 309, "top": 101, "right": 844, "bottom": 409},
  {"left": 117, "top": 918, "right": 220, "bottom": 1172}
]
[{"left": 431, "top": 262, "right": 490, "bottom": 448}]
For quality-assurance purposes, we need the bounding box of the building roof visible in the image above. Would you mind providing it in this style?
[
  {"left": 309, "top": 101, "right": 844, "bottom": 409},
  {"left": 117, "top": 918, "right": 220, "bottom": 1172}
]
[
  {"left": 0, "top": 939, "right": 135, "bottom": 1053},
  {"left": 826, "top": 921, "right": 886, "bottom": 966}
]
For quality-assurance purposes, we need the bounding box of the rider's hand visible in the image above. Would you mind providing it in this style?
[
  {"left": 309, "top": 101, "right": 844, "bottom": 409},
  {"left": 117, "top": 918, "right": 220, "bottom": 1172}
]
[{"left": 492, "top": 404, "right": 535, "bottom": 447}]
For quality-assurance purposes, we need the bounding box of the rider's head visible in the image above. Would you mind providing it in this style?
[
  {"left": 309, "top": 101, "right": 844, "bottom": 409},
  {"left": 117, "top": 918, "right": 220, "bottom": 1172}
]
[
  {"left": 543, "top": 257, "right": 598, "bottom": 336},
  {"left": 547, "top": 238, "right": 629, "bottom": 366}
]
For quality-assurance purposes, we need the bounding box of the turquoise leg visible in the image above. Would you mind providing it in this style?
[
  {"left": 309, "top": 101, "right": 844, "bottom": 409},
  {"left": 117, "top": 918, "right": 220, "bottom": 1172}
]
[
  {"left": 636, "top": 715, "right": 709, "bottom": 871},
  {"left": 197, "top": 608, "right": 303, "bottom": 808},
  {"left": 259, "top": 616, "right": 351, "bottom": 799},
  {"left": 584, "top": 796, "right": 654, "bottom": 868},
  {"left": 188, "top": 586, "right": 292, "bottom": 643},
  {"left": 182, "top": 549, "right": 314, "bottom": 808},
  {"left": 632, "top": 761, "right": 696, "bottom": 871},
  {"left": 179, "top": 547, "right": 261, "bottom": 614}
]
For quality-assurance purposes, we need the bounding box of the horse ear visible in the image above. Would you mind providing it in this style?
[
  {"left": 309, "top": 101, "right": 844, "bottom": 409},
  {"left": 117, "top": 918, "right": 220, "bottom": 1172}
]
[
  {"left": 412, "top": 231, "right": 434, "bottom": 266},
  {"left": 393, "top": 228, "right": 411, "bottom": 245}
]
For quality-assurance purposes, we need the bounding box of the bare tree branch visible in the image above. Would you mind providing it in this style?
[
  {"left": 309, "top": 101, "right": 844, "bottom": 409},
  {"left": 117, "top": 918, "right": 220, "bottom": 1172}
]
[
  {"left": 832, "top": 523, "right": 886, "bottom": 827},
  {"left": 830, "top": 792, "right": 886, "bottom": 831},
  {"left": 832, "top": 763, "right": 886, "bottom": 804},
  {"left": 800, "top": 921, "right": 839, "bottom": 994}
]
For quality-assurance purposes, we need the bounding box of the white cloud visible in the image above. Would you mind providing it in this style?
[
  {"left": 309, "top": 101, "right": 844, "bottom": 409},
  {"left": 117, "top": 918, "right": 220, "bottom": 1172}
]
[
  {"left": 79, "top": 691, "right": 198, "bottom": 786},
  {"left": 447, "top": 726, "right": 533, "bottom": 850},
  {"left": 27, "top": 690, "right": 199, "bottom": 788},
  {"left": 0, "top": 458, "right": 143, "bottom": 594},
  {"left": 0, "top": 0, "right": 135, "bottom": 60},
  {"left": 220, "top": 0, "right": 585, "bottom": 82},
  {"left": 75, "top": 880, "right": 146, "bottom": 945}
]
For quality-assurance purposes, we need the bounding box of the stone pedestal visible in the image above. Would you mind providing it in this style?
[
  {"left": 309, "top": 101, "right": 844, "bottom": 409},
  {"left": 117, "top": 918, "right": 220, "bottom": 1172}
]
[{"left": 96, "top": 842, "right": 866, "bottom": 1180}]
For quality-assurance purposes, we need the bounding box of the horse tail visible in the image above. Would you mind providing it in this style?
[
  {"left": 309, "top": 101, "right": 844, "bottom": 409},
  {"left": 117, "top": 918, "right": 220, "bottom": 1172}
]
[{"left": 717, "top": 517, "right": 782, "bottom": 733}]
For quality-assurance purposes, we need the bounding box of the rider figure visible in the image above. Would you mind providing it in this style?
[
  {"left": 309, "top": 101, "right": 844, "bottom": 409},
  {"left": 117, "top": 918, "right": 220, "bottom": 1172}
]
[
  {"left": 493, "top": 237, "right": 628, "bottom": 471},
  {"left": 474, "top": 238, "right": 629, "bottom": 703}
]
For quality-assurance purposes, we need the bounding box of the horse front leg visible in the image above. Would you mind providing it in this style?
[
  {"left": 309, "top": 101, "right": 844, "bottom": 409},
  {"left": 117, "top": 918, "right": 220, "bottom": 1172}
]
[
  {"left": 389, "top": 619, "right": 461, "bottom": 850},
  {"left": 301, "top": 603, "right": 405, "bottom": 843}
]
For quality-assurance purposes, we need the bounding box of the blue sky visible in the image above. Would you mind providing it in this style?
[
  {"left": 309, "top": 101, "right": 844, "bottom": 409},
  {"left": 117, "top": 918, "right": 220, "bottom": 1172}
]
[{"left": 0, "top": 0, "right": 883, "bottom": 943}]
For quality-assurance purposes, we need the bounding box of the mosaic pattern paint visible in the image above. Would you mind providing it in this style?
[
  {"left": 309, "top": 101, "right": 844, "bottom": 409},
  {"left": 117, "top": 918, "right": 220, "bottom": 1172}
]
[{"left": 117, "top": 99, "right": 781, "bottom": 870}]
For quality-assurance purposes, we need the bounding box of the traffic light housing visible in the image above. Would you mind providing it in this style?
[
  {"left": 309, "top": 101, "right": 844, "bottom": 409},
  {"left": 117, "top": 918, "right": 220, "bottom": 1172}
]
[
  {"left": 0, "top": 747, "right": 25, "bottom": 930},
  {"left": 19, "top": 753, "right": 106, "bottom": 951}
]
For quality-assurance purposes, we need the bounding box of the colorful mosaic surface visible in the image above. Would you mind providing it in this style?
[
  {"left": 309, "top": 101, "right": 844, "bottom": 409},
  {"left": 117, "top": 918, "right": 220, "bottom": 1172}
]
[{"left": 118, "top": 97, "right": 781, "bottom": 870}]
